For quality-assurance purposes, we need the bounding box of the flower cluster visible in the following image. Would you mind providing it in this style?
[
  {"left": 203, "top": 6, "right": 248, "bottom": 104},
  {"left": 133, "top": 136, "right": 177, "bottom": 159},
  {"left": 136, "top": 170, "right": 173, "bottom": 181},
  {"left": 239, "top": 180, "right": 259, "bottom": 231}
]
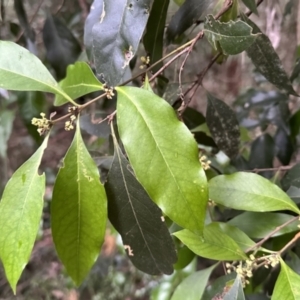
[
  {"left": 199, "top": 155, "right": 211, "bottom": 170},
  {"left": 140, "top": 56, "right": 150, "bottom": 69},
  {"left": 65, "top": 106, "right": 77, "bottom": 131},
  {"left": 226, "top": 253, "right": 280, "bottom": 287},
  {"left": 104, "top": 86, "right": 115, "bottom": 99},
  {"left": 31, "top": 113, "right": 51, "bottom": 135}
]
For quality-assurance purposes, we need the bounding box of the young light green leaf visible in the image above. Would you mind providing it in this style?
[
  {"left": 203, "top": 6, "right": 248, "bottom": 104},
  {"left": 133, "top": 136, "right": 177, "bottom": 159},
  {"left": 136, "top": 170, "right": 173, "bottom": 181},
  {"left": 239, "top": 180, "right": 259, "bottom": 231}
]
[
  {"left": 51, "top": 121, "right": 107, "bottom": 286},
  {"left": 105, "top": 131, "right": 177, "bottom": 275},
  {"left": 241, "top": 14, "right": 298, "bottom": 96},
  {"left": 54, "top": 62, "right": 103, "bottom": 106},
  {"left": 170, "top": 264, "right": 217, "bottom": 300},
  {"left": 272, "top": 259, "right": 300, "bottom": 300},
  {"left": 204, "top": 15, "right": 258, "bottom": 55},
  {"left": 0, "top": 41, "right": 74, "bottom": 104},
  {"left": 206, "top": 93, "right": 240, "bottom": 159},
  {"left": 0, "top": 134, "right": 49, "bottom": 293},
  {"left": 116, "top": 86, "right": 208, "bottom": 235},
  {"left": 167, "top": 0, "right": 210, "bottom": 43},
  {"left": 92, "top": 0, "right": 152, "bottom": 87},
  {"left": 143, "top": 0, "right": 169, "bottom": 72},
  {"left": 209, "top": 172, "right": 300, "bottom": 214},
  {"left": 228, "top": 212, "right": 299, "bottom": 239},
  {"left": 223, "top": 275, "right": 245, "bottom": 300},
  {"left": 173, "top": 223, "right": 247, "bottom": 261}
]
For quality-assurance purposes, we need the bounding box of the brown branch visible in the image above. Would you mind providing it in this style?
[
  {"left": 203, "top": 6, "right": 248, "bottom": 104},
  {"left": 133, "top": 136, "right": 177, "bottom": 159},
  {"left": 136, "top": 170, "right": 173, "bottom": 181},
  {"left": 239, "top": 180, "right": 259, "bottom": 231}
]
[
  {"left": 245, "top": 216, "right": 299, "bottom": 253},
  {"left": 279, "top": 232, "right": 300, "bottom": 255},
  {"left": 245, "top": 165, "right": 294, "bottom": 173}
]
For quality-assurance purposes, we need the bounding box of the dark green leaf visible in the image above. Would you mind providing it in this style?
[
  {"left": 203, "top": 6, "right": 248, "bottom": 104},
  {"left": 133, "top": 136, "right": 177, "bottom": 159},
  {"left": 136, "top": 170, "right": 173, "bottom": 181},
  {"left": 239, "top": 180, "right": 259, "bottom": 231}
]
[
  {"left": 174, "top": 223, "right": 247, "bottom": 261},
  {"left": 105, "top": 135, "right": 177, "bottom": 275},
  {"left": 54, "top": 62, "right": 103, "bottom": 106},
  {"left": 290, "top": 109, "right": 300, "bottom": 139},
  {"left": 51, "top": 122, "right": 107, "bottom": 286},
  {"left": 166, "top": 0, "right": 210, "bottom": 43},
  {"left": 286, "top": 186, "right": 300, "bottom": 204},
  {"left": 80, "top": 113, "right": 111, "bottom": 138},
  {"left": 204, "top": 15, "right": 258, "bottom": 55},
  {"left": 202, "top": 273, "right": 236, "bottom": 300},
  {"left": 0, "top": 135, "right": 49, "bottom": 293},
  {"left": 0, "top": 109, "right": 14, "bottom": 158},
  {"left": 274, "top": 127, "right": 294, "bottom": 165},
  {"left": 116, "top": 87, "right": 208, "bottom": 235},
  {"left": 209, "top": 172, "right": 300, "bottom": 214},
  {"left": 223, "top": 276, "right": 245, "bottom": 300},
  {"left": 290, "top": 59, "right": 300, "bottom": 82},
  {"left": 170, "top": 264, "right": 217, "bottom": 300},
  {"left": 174, "top": 245, "right": 195, "bottom": 270},
  {"left": 241, "top": 0, "right": 258, "bottom": 15},
  {"left": 248, "top": 134, "right": 275, "bottom": 178},
  {"left": 0, "top": 41, "right": 74, "bottom": 103},
  {"left": 17, "top": 91, "right": 45, "bottom": 143},
  {"left": 92, "top": 0, "right": 152, "bottom": 87},
  {"left": 206, "top": 93, "right": 240, "bottom": 158},
  {"left": 281, "top": 163, "right": 300, "bottom": 191},
  {"left": 43, "top": 14, "right": 81, "bottom": 80},
  {"left": 272, "top": 259, "right": 300, "bottom": 300},
  {"left": 228, "top": 212, "right": 299, "bottom": 239},
  {"left": 241, "top": 14, "right": 298, "bottom": 96},
  {"left": 143, "top": 0, "right": 169, "bottom": 72},
  {"left": 182, "top": 107, "right": 206, "bottom": 129}
]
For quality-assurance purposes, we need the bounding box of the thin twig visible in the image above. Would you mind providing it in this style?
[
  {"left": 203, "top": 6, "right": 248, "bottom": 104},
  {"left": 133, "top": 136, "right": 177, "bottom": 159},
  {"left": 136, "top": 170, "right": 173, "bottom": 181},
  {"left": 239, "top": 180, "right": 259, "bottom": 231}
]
[
  {"left": 245, "top": 165, "right": 294, "bottom": 173},
  {"left": 245, "top": 216, "right": 299, "bottom": 253},
  {"left": 279, "top": 232, "right": 300, "bottom": 255}
]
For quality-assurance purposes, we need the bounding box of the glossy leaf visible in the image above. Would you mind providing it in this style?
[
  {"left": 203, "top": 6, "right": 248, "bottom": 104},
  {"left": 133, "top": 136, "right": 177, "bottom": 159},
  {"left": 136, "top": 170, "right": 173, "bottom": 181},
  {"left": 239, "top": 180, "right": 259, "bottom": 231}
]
[
  {"left": 51, "top": 122, "right": 107, "bottom": 286},
  {"left": 272, "top": 259, "right": 300, "bottom": 300},
  {"left": 105, "top": 134, "right": 177, "bottom": 275},
  {"left": 206, "top": 93, "right": 240, "bottom": 158},
  {"left": 116, "top": 86, "right": 208, "bottom": 235},
  {"left": 174, "top": 245, "right": 195, "bottom": 270},
  {"left": 0, "top": 41, "right": 73, "bottom": 104},
  {"left": 54, "top": 62, "right": 103, "bottom": 106},
  {"left": 143, "top": 0, "right": 169, "bottom": 72},
  {"left": 92, "top": 0, "right": 152, "bottom": 87},
  {"left": 204, "top": 15, "right": 258, "bottom": 55},
  {"left": 166, "top": 0, "right": 210, "bottom": 42},
  {"left": 209, "top": 172, "right": 300, "bottom": 214},
  {"left": 281, "top": 163, "right": 300, "bottom": 191},
  {"left": 43, "top": 14, "right": 81, "bottom": 80},
  {"left": 80, "top": 113, "right": 111, "bottom": 138},
  {"left": 0, "top": 135, "right": 49, "bottom": 293},
  {"left": 223, "top": 275, "right": 245, "bottom": 300},
  {"left": 171, "top": 264, "right": 217, "bottom": 300},
  {"left": 248, "top": 133, "right": 275, "bottom": 178},
  {"left": 274, "top": 127, "right": 293, "bottom": 165},
  {"left": 228, "top": 212, "right": 299, "bottom": 239},
  {"left": 241, "top": 14, "right": 298, "bottom": 96},
  {"left": 174, "top": 223, "right": 247, "bottom": 261},
  {"left": 241, "top": 0, "right": 258, "bottom": 15}
]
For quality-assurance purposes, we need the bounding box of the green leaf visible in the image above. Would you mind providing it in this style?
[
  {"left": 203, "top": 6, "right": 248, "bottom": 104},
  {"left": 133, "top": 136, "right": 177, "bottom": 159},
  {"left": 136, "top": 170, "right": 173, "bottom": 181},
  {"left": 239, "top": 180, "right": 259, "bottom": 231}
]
[
  {"left": 209, "top": 172, "right": 300, "bottom": 214},
  {"left": 116, "top": 86, "right": 208, "bottom": 235},
  {"left": 170, "top": 264, "right": 217, "bottom": 300},
  {"left": 228, "top": 212, "right": 300, "bottom": 239},
  {"left": 174, "top": 245, "right": 195, "bottom": 270},
  {"left": 272, "top": 259, "right": 300, "bottom": 300},
  {"left": 290, "top": 59, "right": 300, "bottom": 82},
  {"left": 166, "top": 0, "right": 210, "bottom": 42},
  {"left": 173, "top": 223, "right": 247, "bottom": 261},
  {"left": 51, "top": 122, "right": 107, "bottom": 286},
  {"left": 91, "top": 0, "right": 152, "bottom": 87},
  {"left": 54, "top": 62, "right": 103, "bottom": 106},
  {"left": 0, "top": 41, "right": 74, "bottom": 104},
  {"left": 241, "top": 14, "right": 298, "bottom": 96},
  {"left": 43, "top": 14, "right": 81, "bottom": 80},
  {"left": 213, "top": 222, "right": 255, "bottom": 251},
  {"left": 0, "top": 135, "right": 49, "bottom": 293},
  {"left": 241, "top": 0, "right": 258, "bottom": 15},
  {"left": 143, "top": 0, "right": 169, "bottom": 72},
  {"left": 204, "top": 15, "right": 258, "bottom": 55},
  {"left": 206, "top": 93, "right": 240, "bottom": 158},
  {"left": 223, "top": 275, "right": 245, "bottom": 300},
  {"left": 281, "top": 163, "right": 300, "bottom": 191},
  {"left": 105, "top": 132, "right": 177, "bottom": 275}
]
